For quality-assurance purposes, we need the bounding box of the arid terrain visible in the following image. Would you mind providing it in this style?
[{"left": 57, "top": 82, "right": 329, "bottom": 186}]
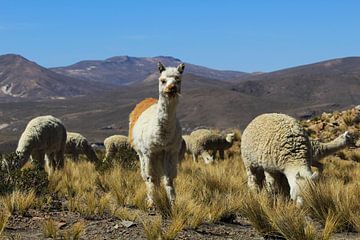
[
  {"left": 2, "top": 54, "right": 360, "bottom": 152},
  {"left": 1, "top": 107, "right": 360, "bottom": 239}
]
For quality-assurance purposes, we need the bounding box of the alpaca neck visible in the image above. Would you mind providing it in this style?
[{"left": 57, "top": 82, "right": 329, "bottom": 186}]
[
  {"left": 311, "top": 136, "right": 347, "bottom": 160},
  {"left": 156, "top": 94, "right": 178, "bottom": 131}
]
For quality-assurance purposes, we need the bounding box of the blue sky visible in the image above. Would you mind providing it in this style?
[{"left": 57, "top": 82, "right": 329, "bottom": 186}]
[{"left": 0, "top": 0, "right": 360, "bottom": 72}]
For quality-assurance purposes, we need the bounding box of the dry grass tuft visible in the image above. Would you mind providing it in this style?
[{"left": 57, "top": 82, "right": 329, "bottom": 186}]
[
  {"left": 42, "top": 219, "right": 59, "bottom": 238},
  {"left": 265, "top": 199, "right": 316, "bottom": 240},
  {"left": 1, "top": 190, "right": 36, "bottom": 215},
  {"left": 0, "top": 209, "right": 10, "bottom": 236},
  {"left": 42, "top": 219, "right": 85, "bottom": 240},
  {"left": 142, "top": 216, "right": 163, "bottom": 240},
  {"left": 62, "top": 221, "right": 85, "bottom": 240},
  {"left": 239, "top": 192, "right": 274, "bottom": 236}
]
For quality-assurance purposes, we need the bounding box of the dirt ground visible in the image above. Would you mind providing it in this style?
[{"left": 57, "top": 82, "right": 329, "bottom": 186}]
[
  {"left": 2, "top": 207, "right": 262, "bottom": 240},
  {"left": 3, "top": 207, "right": 360, "bottom": 240}
]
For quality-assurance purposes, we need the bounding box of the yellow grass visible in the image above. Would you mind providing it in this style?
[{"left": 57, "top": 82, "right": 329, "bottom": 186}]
[
  {"left": 0, "top": 210, "right": 10, "bottom": 236},
  {"left": 0, "top": 190, "right": 36, "bottom": 215},
  {"left": 2, "top": 110, "right": 360, "bottom": 239}
]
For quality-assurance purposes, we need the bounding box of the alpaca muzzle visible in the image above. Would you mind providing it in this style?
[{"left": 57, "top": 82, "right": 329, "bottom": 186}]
[{"left": 164, "top": 84, "right": 178, "bottom": 95}]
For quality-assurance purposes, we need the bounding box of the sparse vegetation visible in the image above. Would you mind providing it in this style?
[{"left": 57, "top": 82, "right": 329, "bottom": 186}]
[{"left": 1, "top": 108, "right": 360, "bottom": 239}]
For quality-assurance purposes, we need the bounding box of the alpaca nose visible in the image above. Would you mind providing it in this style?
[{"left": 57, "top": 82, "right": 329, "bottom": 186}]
[{"left": 168, "top": 84, "right": 176, "bottom": 92}]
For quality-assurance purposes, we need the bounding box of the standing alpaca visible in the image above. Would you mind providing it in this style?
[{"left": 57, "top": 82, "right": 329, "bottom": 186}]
[
  {"left": 16, "top": 115, "right": 67, "bottom": 175},
  {"left": 241, "top": 113, "right": 319, "bottom": 206},
  {"left": 129, "top": 62, "right": 184, "bottom": 208},
  {"left": 65, "top": 132, "right": 99, "bottom": 163}
]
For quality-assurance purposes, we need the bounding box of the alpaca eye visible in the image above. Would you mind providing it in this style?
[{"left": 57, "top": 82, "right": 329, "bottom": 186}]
[
  {"left": 161, "top": 79, "right": 166, "bottom": 84},
  {"left": 175, "top": 76, "right": 181, "bottom": 82}
]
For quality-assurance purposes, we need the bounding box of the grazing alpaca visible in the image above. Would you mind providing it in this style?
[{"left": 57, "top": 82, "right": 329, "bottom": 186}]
[
  {"left": 65, "top": 132, "right": 99, "bottom": 163},
  {"left": 129, "top": 62, "right": 185, "bottom": 208},
  {"left": 241, "top": 113, "right": 319, "bottom": 206},
  {"left": 16, "top": 115, "right": 67, "bottom": 175},
  {"left": 103, "top": 135, "right": 137, "bottom": 162},
  {"left": 183, "top": 129, "right": 235, "bottom": 163}
]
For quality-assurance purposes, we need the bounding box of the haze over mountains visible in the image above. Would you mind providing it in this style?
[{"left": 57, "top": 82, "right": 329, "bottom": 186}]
[{"left": 1, "top": 53, "right": 360, "bottom": 151}]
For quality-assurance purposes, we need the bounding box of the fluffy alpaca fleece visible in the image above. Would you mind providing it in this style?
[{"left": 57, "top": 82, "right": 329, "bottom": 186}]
[
  {"left": 241, "top": 113, "right": 318, "bottom": 206},
  {"left": 129, "top": 62, "right": 185, "bottom": 208},
  {"left": 184, "top": 129, "right": 235, "bottom": 164},
  {"left": 65, "top": 132, "right": 99, "bottom": 163},
  {"left": 103, "top": 135, "right": 136, "bottom": 162},
  {"left": 16, "top": 115, "right": 67, "bottom": 175}
]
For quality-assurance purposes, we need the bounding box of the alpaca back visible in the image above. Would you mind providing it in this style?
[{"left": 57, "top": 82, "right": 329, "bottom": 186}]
[
  {"left": 129, "top": 98, "right": 158, "bottom": 146},
  {"left": 17, "top": 115, "right": 66, "bottom": 154},
  {"left": 241, "top": 113, "right": 312, "bottom": 170}
]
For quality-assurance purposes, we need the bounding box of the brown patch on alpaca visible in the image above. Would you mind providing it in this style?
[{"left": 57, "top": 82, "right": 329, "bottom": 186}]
[{"left": 129, "top": 98, "right": 158, "bottom": 145}]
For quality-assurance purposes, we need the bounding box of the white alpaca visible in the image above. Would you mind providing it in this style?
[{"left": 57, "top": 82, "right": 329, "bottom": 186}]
[
  {"left": 16, "top": 115, "right": 67, "bottom": 175},
  {"left": 129, "top": 62, "right": 184, "bottom": 208},
  {"left": 65, "top": 132, "right": 99, "bottom": 163},
  {"left": 241, "top": 113, "right": 319, "bottom": 206},
  {"left": 183, "top": 129, "right": 235, "bottom": 163}
]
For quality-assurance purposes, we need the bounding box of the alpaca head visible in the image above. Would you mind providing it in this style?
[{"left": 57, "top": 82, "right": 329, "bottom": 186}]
[
  {"left": 157, "top": 62, "right": 185, "bottom": 99},
  {"left": 342, "top": 131, "right": 356, "bottom": 147},
  {"left": 226, "top": 133, "right": 235, "bottom": 143},
  {"left": 293, "top": 170, "right": 319, "bottom": 206}
]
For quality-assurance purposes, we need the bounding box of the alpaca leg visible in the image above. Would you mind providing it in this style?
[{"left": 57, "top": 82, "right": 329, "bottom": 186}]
[
  {"left": 54, "top": 150, "right": 65, "bottom": 170},
  {"left": 163, "top": 152, "right": 178, "bottom": 206},
  {"left": 73, "top": 150, "right": 79, "bottom": 161},
  {"left": 264, "top": 171, "right": 276, "bottom": 195},
  {"left": 219, "top": 150, "right": 225, "bottom": 160},
  {"left": 45, "top": 153, "right": 55, "bottom": 175},
  {"left": 84, "top": 144, "right": 98, "bottom": 163},
  {"left": 31, "top": 150, "right": 45, "bottom": 170},
  {"left": 145, "top": 176, "right": 160, "bottom": 209},
  {"left": 192, "top": 153, "right": 198, "bottom": 162},
  {"left": 140, "top": 155, "right": 160, "bottom": 209},
  {"left": 246, "top": 165, "right": 261, "bottom": 192},
  {"left": 210, "top": 150, "right": 217, "bottom": 160}
]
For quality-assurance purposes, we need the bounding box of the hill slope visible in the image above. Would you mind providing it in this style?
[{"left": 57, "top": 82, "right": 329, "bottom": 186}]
[{"left": 0, "top": 54, "right": 111, "bottom": 99}]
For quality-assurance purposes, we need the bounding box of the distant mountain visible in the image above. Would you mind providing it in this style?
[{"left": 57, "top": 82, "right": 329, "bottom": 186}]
[
  {"left": 234, "top": 57, "right": 360, "bottom": 114},
  {"left": 0, "top": 54, "right": 111, "bottom": 99},
  {"left": 52, "top": 56, "right": 249, "bottom": 85}
]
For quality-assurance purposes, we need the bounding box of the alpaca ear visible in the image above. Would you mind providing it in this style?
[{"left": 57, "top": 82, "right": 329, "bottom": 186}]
[
  {"left": 158, "top": 62, "right": 166, "bottom": 73},
  {"left": 177, "top": 63, "right": 185, "bottom": 74},
  {"left": 311, "top": 171, "right": 320, "bottom": 181}
]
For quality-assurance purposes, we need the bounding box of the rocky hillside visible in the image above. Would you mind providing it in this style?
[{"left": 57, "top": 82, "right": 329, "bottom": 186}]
[{"left": 0, "top": 54, "right": 112, "bottom": 99}]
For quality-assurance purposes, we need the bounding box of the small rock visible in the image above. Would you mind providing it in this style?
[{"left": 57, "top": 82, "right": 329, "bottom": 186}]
[
  {"left": 121, "top": 220, "right": 136, "bottom": 228},
  {"left": 114, "top": 224, "right": 119, "bottom": 229}
]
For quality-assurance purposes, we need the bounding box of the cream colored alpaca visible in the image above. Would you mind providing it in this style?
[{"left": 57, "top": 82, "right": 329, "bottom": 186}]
[{"left": 129, "top": 62, "right": 185, "bottom": 208}]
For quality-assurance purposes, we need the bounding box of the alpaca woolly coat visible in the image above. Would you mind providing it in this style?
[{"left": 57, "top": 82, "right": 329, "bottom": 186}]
[{"left": 16, "top": 115, "right": 67, "bottom": 170}]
